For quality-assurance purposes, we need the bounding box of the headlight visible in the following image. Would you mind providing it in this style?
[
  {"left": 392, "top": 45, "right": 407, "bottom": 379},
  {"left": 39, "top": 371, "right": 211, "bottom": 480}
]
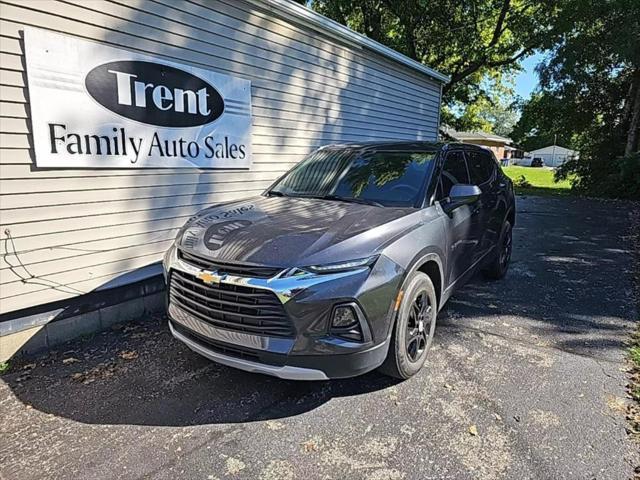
[{"left": 304, "top": 255, "right": 378, "bottom": 274}]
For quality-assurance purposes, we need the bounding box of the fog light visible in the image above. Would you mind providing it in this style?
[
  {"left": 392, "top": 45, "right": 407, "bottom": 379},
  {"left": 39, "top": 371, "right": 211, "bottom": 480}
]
[{"left": 332, "top": 305, "right": 357, "bottom": 328}]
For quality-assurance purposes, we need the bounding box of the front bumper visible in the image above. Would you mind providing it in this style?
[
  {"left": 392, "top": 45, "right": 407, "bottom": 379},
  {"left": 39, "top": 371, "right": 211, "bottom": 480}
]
[
  {"left": 163, "top": 245, "right": 403, "bottom": 379},
  {"left": 169, "top": 319, "right": 390, "bottom": 380}
]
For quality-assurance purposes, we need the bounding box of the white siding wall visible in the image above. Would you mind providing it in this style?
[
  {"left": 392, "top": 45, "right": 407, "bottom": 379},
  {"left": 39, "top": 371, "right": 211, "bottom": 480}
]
[
  {"left": 535, "top": 154, "right": 570, "bottom": 167},
  {"left": 0, "top": 0, "right": 442, "bottom": 314},
  {"left": 528, "top": 146, "right": 577, "bottom": 167}
]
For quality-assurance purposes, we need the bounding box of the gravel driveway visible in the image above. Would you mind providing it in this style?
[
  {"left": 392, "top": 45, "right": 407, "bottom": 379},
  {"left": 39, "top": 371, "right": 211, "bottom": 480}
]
[{"left": 1, "top": 195, "right": 637, "bottom": 480}]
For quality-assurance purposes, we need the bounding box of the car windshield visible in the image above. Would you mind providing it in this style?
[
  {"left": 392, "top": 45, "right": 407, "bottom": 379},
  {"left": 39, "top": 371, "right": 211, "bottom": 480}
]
[{"left": 268, "top": 148, "right": 437, "bottom": 207}]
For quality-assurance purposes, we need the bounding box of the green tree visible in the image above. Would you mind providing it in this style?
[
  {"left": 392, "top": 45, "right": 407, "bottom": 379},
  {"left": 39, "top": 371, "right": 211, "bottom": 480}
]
[
  {"left": 511, "top": 0, "right": 640, "bottom": 198},
  {"left": 510, "top": 93, "right": 577, "bottom": 151},
  {"left": 312, "top": 0, "right": 560, "bottom": 126},
  {"left": 450, "top": 75, "right": 520, "bottom": 136}
]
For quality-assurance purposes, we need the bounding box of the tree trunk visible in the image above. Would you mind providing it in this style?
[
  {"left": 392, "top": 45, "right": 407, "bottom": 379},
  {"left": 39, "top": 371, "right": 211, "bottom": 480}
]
[
  {"left": 361, "top": 2, "right": 383, "bottom": 44},
  {"left": 625, "top": 69, "right": 640, "bottom": 156},
  {"left": 404, "top": 29, "right": 418, "bottom": 61}
]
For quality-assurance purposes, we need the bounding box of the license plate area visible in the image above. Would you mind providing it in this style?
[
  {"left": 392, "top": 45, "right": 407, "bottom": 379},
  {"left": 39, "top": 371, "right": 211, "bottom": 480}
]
[{"left": 169, "top": 303, "right": 268, "bottom": 351}]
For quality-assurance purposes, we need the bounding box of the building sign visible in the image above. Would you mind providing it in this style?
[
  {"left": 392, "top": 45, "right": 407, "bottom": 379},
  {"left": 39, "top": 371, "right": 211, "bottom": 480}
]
[{"left": 24, "top": 28, "right": 252, "bottom": 169}]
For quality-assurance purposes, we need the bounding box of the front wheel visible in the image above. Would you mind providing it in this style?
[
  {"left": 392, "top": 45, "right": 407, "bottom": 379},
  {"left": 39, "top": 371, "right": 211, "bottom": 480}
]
[
  {"left": 379, "top": 271, "right": 437, "bottom": 380},
  {"left": 482, "top": 220, "right": 512, "bottom": 280}
]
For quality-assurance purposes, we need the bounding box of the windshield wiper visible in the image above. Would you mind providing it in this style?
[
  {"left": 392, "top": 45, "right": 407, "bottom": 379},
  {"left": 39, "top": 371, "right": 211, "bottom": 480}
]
[
  {"left": 268, "top": 191, "right": 383, "bottom": 207},
  {"left": 266, "top": 190, "right": 290, "bottom": 197},
  {"left": 315, "top": 194, "right": 384, "bottom": 207}
]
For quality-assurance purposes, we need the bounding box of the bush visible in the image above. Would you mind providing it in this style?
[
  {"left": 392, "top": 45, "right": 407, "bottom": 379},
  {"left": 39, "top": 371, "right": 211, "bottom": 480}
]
[
  {"left": 513, "top": 175, "right": 532, "bottom": 189},
  {"left": 555, "top": 152, "right": 640, "bottom": 199},
  {"left": 616, "top": 154, "right": 640, "bottom": 199}
]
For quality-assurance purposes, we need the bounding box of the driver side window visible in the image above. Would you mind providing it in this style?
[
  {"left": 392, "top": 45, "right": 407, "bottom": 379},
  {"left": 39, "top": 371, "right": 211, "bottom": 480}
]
[
  {"left": 467, "top": 150, "right": 496, "bottom": 186},
  {"left": 437, "top": 151, "right": 470, "bottom": 200}
]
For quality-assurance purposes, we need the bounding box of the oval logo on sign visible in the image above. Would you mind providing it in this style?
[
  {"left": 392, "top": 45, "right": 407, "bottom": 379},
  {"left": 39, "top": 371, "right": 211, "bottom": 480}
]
[{"left": 85, "top": 61, "right": 224, "bottom": 127}]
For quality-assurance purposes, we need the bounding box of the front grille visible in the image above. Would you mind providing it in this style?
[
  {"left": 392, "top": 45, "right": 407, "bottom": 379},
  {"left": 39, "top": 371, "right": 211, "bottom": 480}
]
[
  {"left": 178, "top": 249, "right": 283, "bottom": 278},
  {"left": 169, "top": 269, "right": 294, "bottom": 338}
]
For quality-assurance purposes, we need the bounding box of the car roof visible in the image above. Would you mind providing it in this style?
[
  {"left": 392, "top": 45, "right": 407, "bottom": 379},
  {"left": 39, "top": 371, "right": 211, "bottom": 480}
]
[{"left": 319, "top": 141, "right": 483, "bottom": 152}]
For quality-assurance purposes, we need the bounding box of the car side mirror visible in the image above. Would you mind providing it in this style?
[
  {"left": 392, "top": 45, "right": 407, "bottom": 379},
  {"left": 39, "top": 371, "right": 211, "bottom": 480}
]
[{"left": 442, "top": 184, "right": 482, "bottom": 214}]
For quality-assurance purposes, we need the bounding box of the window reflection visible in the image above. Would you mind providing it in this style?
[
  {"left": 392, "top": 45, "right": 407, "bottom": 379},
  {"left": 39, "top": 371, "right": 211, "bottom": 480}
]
[{"left": 271, "top": 148, "right": 436, "bottom": 207}]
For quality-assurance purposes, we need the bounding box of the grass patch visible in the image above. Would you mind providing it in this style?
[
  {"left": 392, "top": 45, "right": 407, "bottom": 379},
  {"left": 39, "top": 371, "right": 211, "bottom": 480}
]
[
  {"left": 0, "top": 362, "right": 9, "bottom": 375},
  {"left": 502, "top": 166, "right": 573, "bottom": 196}
]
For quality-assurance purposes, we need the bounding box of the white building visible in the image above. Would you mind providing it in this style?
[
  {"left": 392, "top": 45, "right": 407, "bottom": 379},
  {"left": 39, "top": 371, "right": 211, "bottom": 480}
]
[
  {"left": 527, "top": 145, "right": 578, "bottom": 167},
  {"left": 442, "top": 129, "right": 514, "bottom": 159}
]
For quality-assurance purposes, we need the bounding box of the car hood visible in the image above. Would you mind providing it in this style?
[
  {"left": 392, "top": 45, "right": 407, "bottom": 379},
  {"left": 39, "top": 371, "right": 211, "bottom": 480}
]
[{"left": 176, "top": 196, "right": 419, "bottom": 267}]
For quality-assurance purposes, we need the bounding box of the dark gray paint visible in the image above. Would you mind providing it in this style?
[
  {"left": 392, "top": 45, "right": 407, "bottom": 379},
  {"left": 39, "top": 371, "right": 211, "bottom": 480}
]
[{"left": 166, "top": 142, "right": 516, "bottom": 377}]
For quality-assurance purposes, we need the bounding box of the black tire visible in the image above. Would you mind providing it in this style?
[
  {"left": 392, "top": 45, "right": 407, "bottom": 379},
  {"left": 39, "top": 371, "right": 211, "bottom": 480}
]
[
  {"left": 482, "top": 220, "right": 513, "bottom": 280},
  {"left": 379, "top": 271, "right": 438, "bottom": 380}
]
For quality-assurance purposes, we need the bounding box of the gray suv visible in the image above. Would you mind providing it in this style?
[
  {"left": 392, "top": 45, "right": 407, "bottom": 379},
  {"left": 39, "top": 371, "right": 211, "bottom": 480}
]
[{"left": 163, "top": 142, "right": 515, "bottom": 380}]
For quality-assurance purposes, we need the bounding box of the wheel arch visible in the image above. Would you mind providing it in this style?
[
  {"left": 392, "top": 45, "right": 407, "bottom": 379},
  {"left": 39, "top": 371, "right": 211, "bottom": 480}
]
[
  {"left": 404, "top": 251, "right": 444, "bottom": 311},
  {"left": 378, "top": 252, "right": 444, "bottom": 379},
  {"left": 417, "top": 260, "right": 442, "bottom": 310}
]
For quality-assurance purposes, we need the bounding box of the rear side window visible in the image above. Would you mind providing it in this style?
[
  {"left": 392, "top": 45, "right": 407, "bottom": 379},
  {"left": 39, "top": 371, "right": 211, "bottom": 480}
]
[
  {"left": 467, "top": 150, "right": 496, "bottom": 185},
  {"left": 438, "top": 151, "right": 469, "bottom": 198}
]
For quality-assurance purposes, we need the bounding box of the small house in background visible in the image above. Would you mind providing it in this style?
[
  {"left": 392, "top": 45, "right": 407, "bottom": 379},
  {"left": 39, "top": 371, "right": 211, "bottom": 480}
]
[
  {"left": 526, "top": 145, "right": 578, "bottom": 167},
  {"left": 441, "top": 128, "right": 523, "bottom": 162}
]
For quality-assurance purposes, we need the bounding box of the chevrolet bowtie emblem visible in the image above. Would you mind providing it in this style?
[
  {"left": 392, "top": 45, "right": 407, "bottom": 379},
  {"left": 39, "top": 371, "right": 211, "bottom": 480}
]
[{"left": 198, "top": 271, "right": 220, "bottom": 285}]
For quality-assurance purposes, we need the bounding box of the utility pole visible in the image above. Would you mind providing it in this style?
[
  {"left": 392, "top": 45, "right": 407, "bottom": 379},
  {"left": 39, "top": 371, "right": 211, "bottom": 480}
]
[{"left": 552, "top": 134, "right": 557, "bottom": 167}]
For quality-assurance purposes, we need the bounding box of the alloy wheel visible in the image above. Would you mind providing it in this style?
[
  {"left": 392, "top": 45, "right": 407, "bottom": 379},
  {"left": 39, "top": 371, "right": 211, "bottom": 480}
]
[
  {"left": 405, "top": 291, "right": 432, "bottom": 362},
  {"left": 500, "top": 226, "right": 513, "bottom": 268}
]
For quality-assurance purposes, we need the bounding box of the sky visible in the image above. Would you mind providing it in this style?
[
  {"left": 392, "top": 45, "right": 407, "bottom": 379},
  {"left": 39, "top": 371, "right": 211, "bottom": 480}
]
[{"left": 514, "top": 52, "right": 544, "bottom": 99}]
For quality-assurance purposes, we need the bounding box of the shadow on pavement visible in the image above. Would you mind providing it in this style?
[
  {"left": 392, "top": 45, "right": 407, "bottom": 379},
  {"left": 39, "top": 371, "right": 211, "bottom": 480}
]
[
  {"left": 1, "top": 316, "right": 400, "bottom": 427},
  {"left": 438, "top": 195, "right": 634, "bottom": 362},
  {"left": 1, "top": 196, "right": 635, "bottom": 428}
]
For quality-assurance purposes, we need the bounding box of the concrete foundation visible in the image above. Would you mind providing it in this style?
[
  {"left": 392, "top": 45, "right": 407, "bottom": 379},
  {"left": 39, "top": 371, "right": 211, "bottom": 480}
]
[{"left": 0, "top": 277, "right": 166, "bottom": 362}]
